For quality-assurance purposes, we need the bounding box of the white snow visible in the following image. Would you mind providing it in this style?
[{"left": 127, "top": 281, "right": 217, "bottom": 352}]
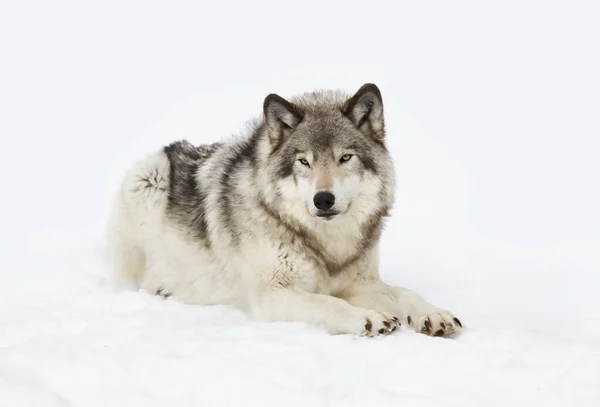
[
  {"left": 1, "top": 1, "right": 600, "bottom": 406},
  {"left": 2, "top": 232, "right": 598, "bottom": 406}
]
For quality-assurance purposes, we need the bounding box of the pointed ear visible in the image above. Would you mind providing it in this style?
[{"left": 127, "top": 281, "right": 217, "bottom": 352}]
[
  {"left": 343, "top": 83, "right": 385, "bottom": 141},
  {"left": 263, "top": 93, "right": 304, "bottom": 147}
]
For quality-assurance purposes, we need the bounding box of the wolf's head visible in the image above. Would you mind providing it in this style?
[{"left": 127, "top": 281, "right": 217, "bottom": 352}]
[{"left": 256, "top": 83, "right": 395, "bottom": 227}]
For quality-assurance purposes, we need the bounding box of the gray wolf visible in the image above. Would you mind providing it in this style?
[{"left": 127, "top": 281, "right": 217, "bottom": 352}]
[{"left": 108, "top": 83, "right": 462, "bottom": 337}]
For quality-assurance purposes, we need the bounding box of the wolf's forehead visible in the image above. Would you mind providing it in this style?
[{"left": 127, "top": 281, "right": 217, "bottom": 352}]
[{"left": 297, "top": 113, "right": 358, "bottom": 145}]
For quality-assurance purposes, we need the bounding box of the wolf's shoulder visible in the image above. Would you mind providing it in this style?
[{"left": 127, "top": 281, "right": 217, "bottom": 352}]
[{"left": 163, "top": 139, "right": 224, "bottom": 165}]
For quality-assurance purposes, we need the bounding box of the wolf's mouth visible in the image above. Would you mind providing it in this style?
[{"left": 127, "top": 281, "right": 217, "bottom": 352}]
[{"left": 316, "top": 211, "right": 340, "bottom": 221}]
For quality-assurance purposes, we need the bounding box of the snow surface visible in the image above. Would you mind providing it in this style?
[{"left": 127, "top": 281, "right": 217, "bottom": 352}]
[
  {"left": 2, "top": 233, "right": 599, "bottom": 406},
  {"left": 2, "top": 1, "right": 600, "bottom": 406}
]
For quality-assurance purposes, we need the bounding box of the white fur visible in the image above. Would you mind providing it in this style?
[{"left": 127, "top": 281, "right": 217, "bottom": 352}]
[{"left": 108, "top": 146, "right": 462, "bottom": 338}]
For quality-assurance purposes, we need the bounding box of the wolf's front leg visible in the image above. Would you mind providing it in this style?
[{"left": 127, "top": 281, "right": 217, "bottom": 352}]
[
  {"left": 391, "top": 286, "right": 463, "bottom": 337},
  {"left": 253, "top": 287, "right": 400, "bottom": 336},
  {"left": 338, "top": 248, "right": 462, "bottom": 337},
  {"left": 337, "top": 279, "right": 404, "bottom": 320},
  {"left": 341, "top": 281, "right": 463, "bottom": 337},
  {"left": 244, "top": 242, "right": 400, "bottom": 336}
]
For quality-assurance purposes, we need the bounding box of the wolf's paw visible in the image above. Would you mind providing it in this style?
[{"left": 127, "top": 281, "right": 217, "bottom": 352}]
[
  {"left": 360, "top": 312, "right": 401, "bottom": 337},
  {"left": 407, "top": 309, "right": 462, "bottom": 338},
  {"left": 155, "top": 288, "right": 172, "bottom": 299}
]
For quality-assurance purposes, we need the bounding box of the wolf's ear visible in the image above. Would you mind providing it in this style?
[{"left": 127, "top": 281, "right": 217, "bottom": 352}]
[
  {"left": 263, "top": 94, "right": 304, "bottom": 146},
  {"left": 343, "top": 83, "right": 385, "bottom": 141}
]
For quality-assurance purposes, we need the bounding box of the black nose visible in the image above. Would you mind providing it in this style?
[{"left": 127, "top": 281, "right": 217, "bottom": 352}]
[{"left": 313, "top": 191, "right": 335, "bottom": 211}]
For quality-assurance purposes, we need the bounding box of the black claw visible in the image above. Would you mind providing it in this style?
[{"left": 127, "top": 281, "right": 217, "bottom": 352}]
[
  {"left": 383, "top": 320, "right": 390, "bottom": 328},
  {"left": 378, "top": 328, "right": 386, "bottom": 334},
  {"left": 156, "top": 288, "right": 172, "bottom": 298},
  {"left": 434, "top": 329, "right": 445, "bottom": 337},
  {"left": 440, "top": 322, "right": 446, "bottom": 329},
  {"left": 391, "top": 326, "right": 397, "bottom": 332},
  {"left": 407, "top": 316, "right": 412, "bottom": 325},
  {"left": 453, "top": 317, "right": 462, "bottom": 328},
  {"left": 424, "top": 320, "right": 431, "bottom": 330},
  {"left": 365, "top": 320, "right": 372, "bottom": 332}
]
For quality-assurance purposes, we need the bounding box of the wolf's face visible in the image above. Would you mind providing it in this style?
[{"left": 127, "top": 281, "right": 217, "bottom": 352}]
[
  {"left": 279, "top": 118, "right": 378, "bottom": 220},
  {"left": 260, "top": 84, "right": 394, "bottom": 224}
]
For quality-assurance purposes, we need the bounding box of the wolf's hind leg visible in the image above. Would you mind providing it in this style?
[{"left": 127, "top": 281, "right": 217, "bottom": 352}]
[
  {"left": 107, "top": 195, "right": 146, "bottom": 287},
  {"left": 108, "top": 228, "right": 146, "bottom": 287},
  {"left": 107, "top": 152, "right": 169, "bottom": 288}
]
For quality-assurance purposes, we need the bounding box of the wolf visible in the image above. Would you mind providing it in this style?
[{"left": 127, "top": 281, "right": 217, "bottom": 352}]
[{"left": 108, "top": 83, "right": 462, "bottom": 337}]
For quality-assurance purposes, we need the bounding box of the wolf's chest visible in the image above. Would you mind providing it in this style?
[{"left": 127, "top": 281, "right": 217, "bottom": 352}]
[
  {"left": 306, "top": 225, "right": 367, "bottom": 276},
  {"left": 319, "top": 234, "right": 361, "bottom": 263}
]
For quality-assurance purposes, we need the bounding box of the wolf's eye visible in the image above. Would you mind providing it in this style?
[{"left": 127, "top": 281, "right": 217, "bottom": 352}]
[
  {"left": 339, "top": 154, "right": 353, "bottom": 163},
  {"left": 298, "top": 158, "right": 310, "bottom": 167}
]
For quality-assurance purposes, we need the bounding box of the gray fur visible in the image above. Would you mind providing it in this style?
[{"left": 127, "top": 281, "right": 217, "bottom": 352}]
[
  {"left": 163, "top": 140, "right": 224, "bottom": 244},
  {"left": 162, "top": 84, "right": 393, "bottom": 273},
  {"left": 109, "top": 83, "right": 463, "bottom": 337}
]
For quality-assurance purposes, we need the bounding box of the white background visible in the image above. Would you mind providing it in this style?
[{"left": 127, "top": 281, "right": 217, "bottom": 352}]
[
  {"left": 2, "top": 0, "right": 599, "bottom": 246},
  {"left": 1, "top": 1, "right": 599, "bottom": 406}
]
